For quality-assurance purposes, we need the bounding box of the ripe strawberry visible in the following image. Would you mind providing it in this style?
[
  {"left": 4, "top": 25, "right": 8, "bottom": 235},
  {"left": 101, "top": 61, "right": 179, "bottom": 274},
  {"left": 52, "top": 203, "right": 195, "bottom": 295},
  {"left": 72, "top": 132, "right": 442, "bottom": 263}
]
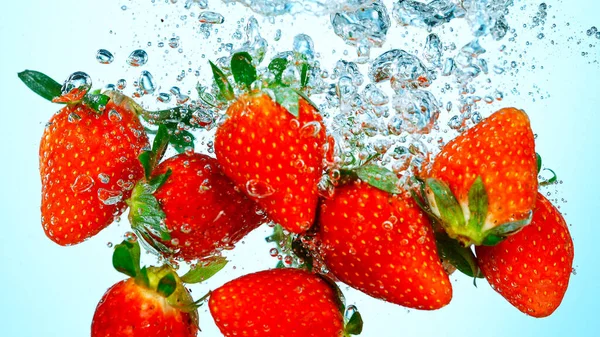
[
  {"left": 40, "top": 101, "right": 148, "bottom": 245},
  {"left": 318, "top": 181, "right": 452, "bottom": 310},
  {"left": 475, "top": 193, "right": 574, "bottom": 317},
  {"left": 209, "top": 268, "right": 360, "bottom": 337},
  {"left": 425, "top": 107, "right": 538, "bottom": 246},
  {"left": 92, "top": 241, "right": 201, "bottom": 336},
  {"left": 128, "top": 153, "right": 265, "bottom": 260},
  {"left": 215, "top": 93, "right": 326, "bottom": 233}
]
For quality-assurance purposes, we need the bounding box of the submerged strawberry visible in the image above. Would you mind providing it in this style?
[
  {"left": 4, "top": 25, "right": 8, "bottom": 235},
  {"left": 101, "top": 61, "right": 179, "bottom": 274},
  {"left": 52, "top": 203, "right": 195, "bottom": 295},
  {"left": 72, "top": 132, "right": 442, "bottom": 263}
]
[
  {"left": 215, "top": 92, "right": 326, "bottom": 234},
  {"left": 39, "top": 97, "right": 148, "bottom": 245},
  {"left": 209, "top": 268, "right": 362, "bottom": 337},
  {"left": 475, "top": 193, "right": 574, "bottom": 317},
  {"left": 92, "top": 241, "right": 203, "bottom": 337},
  {"left": 318, "top": 180, "right": 452, "bottom": 310},
  {"left": 425, "top": 107, "right": 538, "bottom": 246},
  {"left": 128, "top": 152, "right": 265, "bottom": 260}
]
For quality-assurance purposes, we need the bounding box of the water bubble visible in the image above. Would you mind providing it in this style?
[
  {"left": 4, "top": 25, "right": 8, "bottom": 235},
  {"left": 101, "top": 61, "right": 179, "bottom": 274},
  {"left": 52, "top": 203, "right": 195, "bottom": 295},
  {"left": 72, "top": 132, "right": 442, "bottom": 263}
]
[
  {"left": 98, "top": 188, "right": 123, "bottom": 205},
  {"left": 71, "top": 174, "right": 94, "bottom": 193},
  {"left": 98, "top": 173, "right": 110, "bottom": 184},
  {"left": 393, "top": 0, "right": 464, "bottom": 29},
  {"left": 180, "top": 224, "right": 192, "bottom": 234},
  {"left": 369, "top": 49, "right": 431, "bottom": 89},
  {"left": 423, "top": 33, "right": 442, "bottom": 67},
  {"left": 392, "top": 89, "right": 440, "bottom": 134},
  {"left": 61, "top": 72, "right": 92, "bottom": 98},
  {"left": 124, "top": 232, "right": 138, "bottom": 243},
  {"left": 68, "top": 113, "right": 81, "bottom": 123},
  {"left": 117, "top": 79, "right": 127, "bottom": 90},
  {"left": 127, "top": 49, "right": 148, "bottom": 67},
  {"left": 168, "top": 37, "right": 180, "bottom": 48},
  {"left": 245, "top": 180, "right": 275, "bottom": 198},
  {"left": 331, "top": 0, "right": 391, "bottom": 48},
  {"left": 107, "top": 242, "right": 113, "bottom": 248},
  {"left": 157, "top": 93, "right": 172, "bottom": 103},
  {"left": 108, "top": 109, "right": 122, "bottom": 122},
  {"left": 96, "top": 49, "right": 114, "bottom": 64},
  {"left": 199, "top": 11, "right": 224, "bottom": 24},
  {"left": 293, "top": 34, "right": 315, "bottom": 60},
  {"left": 269, "top": 248, "right": 279, "bottom": 257},
  {"left": 139, "top": 70, "right": 156, "bottom": 95}
]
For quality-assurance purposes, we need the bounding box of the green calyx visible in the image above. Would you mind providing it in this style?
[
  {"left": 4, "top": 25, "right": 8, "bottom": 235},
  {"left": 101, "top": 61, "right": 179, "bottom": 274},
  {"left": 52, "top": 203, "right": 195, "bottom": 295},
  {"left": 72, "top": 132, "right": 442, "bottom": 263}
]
[
  {"left": 424, "top": 177, "right": 531, "bottom": 247},
  {"left": 18, "top": 70, "right": 110, "bottom": 113},
  {"left": 317, "top": 275, "right": 363, "bottom": 336},
  {"left": 210, "top": 51, "right": 316, "bottom": 118},
  {"left": 111, "top": 241, "right": 199, "bottom": 328}
]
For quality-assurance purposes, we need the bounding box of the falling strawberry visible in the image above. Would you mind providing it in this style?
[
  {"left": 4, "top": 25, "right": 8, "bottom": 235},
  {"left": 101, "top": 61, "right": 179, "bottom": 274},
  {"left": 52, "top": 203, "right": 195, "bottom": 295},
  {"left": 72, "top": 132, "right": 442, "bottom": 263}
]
[
  {"left": 212, "top": 53, "right": 327, "bottom": 234},
  {"left": 318, "top": 180, "right": 452, "bottom": 310},
  {"left": 128, "top": 150, "right": 266, "bottom": 260},
  {"left": 209, "top": 268, "right": 362, "bottom": 337},
  {"left": 475, "top": 193, "right": 574, "bottom": 317},
  {"left": 424, "top": 107, "right": 538, "bottom": 246},
  {"left": 92, "top": 240, "right": 224, "bottom": 336},
  {"left": 20, "top": 70, "right": 149, "bottom": 245}
]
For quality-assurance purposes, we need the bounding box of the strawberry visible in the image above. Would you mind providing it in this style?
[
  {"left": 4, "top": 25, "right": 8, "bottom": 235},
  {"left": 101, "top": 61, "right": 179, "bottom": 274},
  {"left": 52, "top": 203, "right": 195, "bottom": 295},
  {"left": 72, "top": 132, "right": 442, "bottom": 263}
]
[
  {"left": 424, "top": 107, "right": 538, "bottom": 246},
  {"left": 128, "top": 152, "right": 265, "bottom": 260},
  {"left": 39, "top": 99, "right": 148, "bottom": 245},
  {"left": 209, "top": 268, "right": 362, "bottom": 337},
  {"left": 92, "top": 240, "right": 208, "bottom": 337},
  {"left": 318, "top": 180, "right": 452, "bottom": 310},
  {"left": 214, "top": 93, "right": 326, "bottom": 233},
  {"left": 475, "top": 193, "right": 574, "bottom": 317}
]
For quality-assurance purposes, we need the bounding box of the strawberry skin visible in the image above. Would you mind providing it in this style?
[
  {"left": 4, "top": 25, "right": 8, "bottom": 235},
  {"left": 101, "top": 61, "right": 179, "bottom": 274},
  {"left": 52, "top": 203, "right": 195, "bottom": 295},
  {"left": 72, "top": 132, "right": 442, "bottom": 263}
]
[
  {"left": 92, "top": 278, "right": 198, "bottom": 337},
  {"left": 209, "top": 268, "right": 344, "bottom": 337},
  {"left": 215, "top": 93, "right": 326, "bottom": 234},
  {"left": 427, "top": 107, "right": 538, "bottom": 245},
  {"left": 39, "top": 102, "right": 148, "bottom": 245},
  {"left": 475, "top": 193, "right": 574, "bottom": 317},
  {"left": 151, "top": 153, "right": 265, "bottom": 260},
  {"left": 318, "top": 181, "right": 452, "bottom": 310}
]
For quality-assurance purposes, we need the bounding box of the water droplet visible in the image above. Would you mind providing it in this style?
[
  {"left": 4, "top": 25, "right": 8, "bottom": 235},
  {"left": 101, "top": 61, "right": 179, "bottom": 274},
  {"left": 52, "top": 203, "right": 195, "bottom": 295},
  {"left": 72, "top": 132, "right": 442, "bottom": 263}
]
[
  {"left": 108, "top": 109, "right": 122, "bottom": 122},
  {"left": 382, "top": 220, "right": 394, "bottom": 230},
  {"left": 127, "top": 49, "right": 148, "bottom": 67},
  {"left": 61, "top": 72, "right": 92, "bottom": 99},
  {"left": 269, "top": 248, "right": 279, "bottom": 257},
  {"left": 180, "top": 224, "right": 192, "bottom": 234},
  {"left": 96, "top": 49, "right": 114, "bottom": 64},
  {"left": 124, "top": 231, "right": 138, "bottom": 243},
  {"left": 107, "top": 242, "right": 113, "bottom": 248},
  {"left": 331, "top": 1, "right": 391, "bottom": 48},
  {"left": 98, "top": 173, "right": 110, "bottom": 184},
  {"left": 199, "top": 11, "right": 224, "bottom": 24},
  {"left": 98, "top": 188, "right": 123, "bottom": 205},
  {"left": 139, "top": 70, "right": 156, "bottom": 95},
  {"left": 157, "top": 93, "right": 172, "bottom": 103},
  {"left": 299, "top": 121, "right": 322, "bottom": 138},
  {"left": 71, "top": 174, "right": 94, "bottom": 193},
  {"left": 168, "top": 37, "right": 179, "bottom": 48},
  {"left": 245, "top": 180, "right": 275, "bottom": 198},
  {"left": 68, "top": 113, "right": 81, "bottom": 123}
]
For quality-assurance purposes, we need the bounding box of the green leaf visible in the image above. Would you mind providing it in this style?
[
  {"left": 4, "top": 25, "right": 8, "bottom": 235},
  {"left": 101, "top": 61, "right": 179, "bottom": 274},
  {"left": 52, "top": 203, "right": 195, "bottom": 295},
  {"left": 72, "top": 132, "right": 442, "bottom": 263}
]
[
  {"left": 169, "top": 130, "right": 195, "bottom": 154},
  {"left": 137, "top": 266, "right": 150, "bottom": 288},
  {"left": 180, "top": 256, "right": 228, "bottom": 284},
  {"left": 292, "top": 238, "right": 314, "bottom": 272},
  {"left": 300, "top": 63, "right": 310, "bottom": 88},
  {"left": 128, "top": 180, "right": 171, "bottom": 242},
  {"left": 426, "top": 178, "right": 466, "bottom": 229},
  {"left": 209, "top": 61, "right": 235, "bottom": 101},
  {"left": 139, "top": 124, "right": 171, "bottom": 179},
  {"left": 148, "top": 170, "right": 172, "bottom": 191},
  {"left": 18, "top": 70, "right": 62, "bottom": 102},
  {"left": 434, "top": 232, "right": 481, "bottom": 278},
  {"left": 112, "top": 240, "right": 141, "bottom": 278},
  {"left": 83, "top": 93, "right": 110, "bottom": 113},
  {"left": 355, "top": 164, "right": 402, "bottom": 194},
  {"left": 345, "top": 308, "right": 363, "bottom": 335},
  {"left": 268, "top": 58, "right": 290, "bottom": 85},
  {"left": 272, "top": 87, "right": 300, "bottom": 117},
  {"left": 467, "top": 176, "right": 488, "bottom": 232},
  {"left": 230, "top": 52, "right": 257, "bottom": 89},
  {"left": 483, "top": 213, "right": 532, "bottom": 246},
  {"left": 275, "top": 261, "right": 285, "bottom": 268},
  {"left": 318, "top": 275, "right": 346, "bottom": 315},
  {"left": 536, "top": 152, "right": 542, "bottom": 174},
  {"left": 540, "top": 168, "right": 557, "bottom": 186},
  {"left": 157, "top": 273, "right": 177, "bottom": 298}
]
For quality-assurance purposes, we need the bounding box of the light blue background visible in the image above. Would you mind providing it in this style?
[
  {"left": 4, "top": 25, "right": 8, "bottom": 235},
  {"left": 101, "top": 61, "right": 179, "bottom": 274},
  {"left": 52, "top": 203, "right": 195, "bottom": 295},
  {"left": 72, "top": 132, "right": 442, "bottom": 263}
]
[{"left": 1, "top": 0, "right": 599, "bottom": 336}]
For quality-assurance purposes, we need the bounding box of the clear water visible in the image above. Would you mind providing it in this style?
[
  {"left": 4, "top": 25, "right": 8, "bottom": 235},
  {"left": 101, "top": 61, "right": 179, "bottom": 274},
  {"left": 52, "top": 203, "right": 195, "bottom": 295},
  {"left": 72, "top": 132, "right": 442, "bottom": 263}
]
[{"left": 1, "top": 0, "right": 599, "bottom": 336}]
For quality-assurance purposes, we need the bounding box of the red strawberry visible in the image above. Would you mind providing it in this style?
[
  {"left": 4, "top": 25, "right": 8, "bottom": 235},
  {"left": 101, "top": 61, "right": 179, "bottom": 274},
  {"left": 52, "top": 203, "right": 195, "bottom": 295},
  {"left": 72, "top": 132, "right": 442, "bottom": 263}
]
[
  {"left": 475, "top": 193, "right": 574, "bottom": 317},
  {"left": 215, "top": 93, "right": 326, "bottom": 233},
  {"left": 92, "top": 241, "right": 200, "bottom": 336},
  {"left": 425, "top": 107, "right": 538, "bottom": 246},
  {"left": 40, "top": 101, "right": 148, "bottom": 245},
  {"left": 318, "top": 181, "right": 452, "bottom": 310},
  {"left": 209, "top": 268, "right": 354, "bottom": 337},
  {"left": 128, "top": 153, "right": 265, "bottom": 260}
]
